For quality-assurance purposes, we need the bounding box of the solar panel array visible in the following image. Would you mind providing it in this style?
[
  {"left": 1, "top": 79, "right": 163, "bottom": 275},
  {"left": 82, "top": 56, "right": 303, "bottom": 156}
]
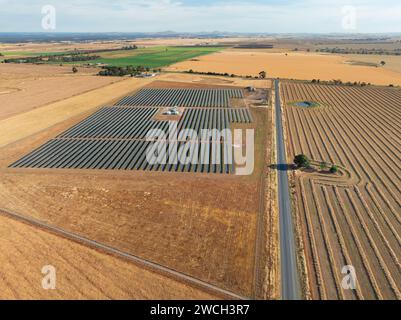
[
  {"left": 10, "top": 87, "right": 254, "bottom": 174},
  {"left": 116, "top": 88, "right": 244, "bottom": 108}
]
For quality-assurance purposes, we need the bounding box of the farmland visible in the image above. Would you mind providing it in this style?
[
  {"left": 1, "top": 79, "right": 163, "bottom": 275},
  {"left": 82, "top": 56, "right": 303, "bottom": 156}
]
[
  {"left": 0, "top": 77, "right": 275, "bottom": 299},
  {"left": 281, "top": 81, "right": 401, "bottom": 299},
  {"left": 167, "top": 49, "right": 401, "bottom": 86},
  {"left": 0, "top": 214, "right": 219, "bottom": 300},
  {"left": 2, "top": 46, "right": 224, "bottom": 68},
  {"left": 91, "top": 46, "right": 223, "bottom": 68},
  {"left": 0, "top": 63, "right": 121, "bottom": 120}
]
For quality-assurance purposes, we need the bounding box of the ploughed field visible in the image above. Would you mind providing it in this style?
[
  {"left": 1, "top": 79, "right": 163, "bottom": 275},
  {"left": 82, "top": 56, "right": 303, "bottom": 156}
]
[
  {"left": 10, "top": 88, "right": 254, "bottom": 174},
  {"left": 281, "top": 82, "right": 401, "bottom": 300}
]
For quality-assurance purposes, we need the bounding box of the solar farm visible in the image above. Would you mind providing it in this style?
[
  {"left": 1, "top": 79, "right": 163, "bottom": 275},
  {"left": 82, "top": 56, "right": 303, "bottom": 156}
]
[{"left": 10, "top": 87, "right": 254, "bottom": 174}]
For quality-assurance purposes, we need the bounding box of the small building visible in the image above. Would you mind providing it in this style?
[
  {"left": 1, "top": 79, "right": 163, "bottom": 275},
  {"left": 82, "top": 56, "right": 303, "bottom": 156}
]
[
  {"left": 163, "top": 106, "right": 180, "bottom": 116},
  {"left": 135, "top": 73, "right": 157, "bottom": 78}
]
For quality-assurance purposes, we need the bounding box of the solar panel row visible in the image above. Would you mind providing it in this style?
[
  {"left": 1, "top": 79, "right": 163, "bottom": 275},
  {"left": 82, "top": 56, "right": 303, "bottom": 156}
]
[
  {"left": 116, "top": 88, "right": 244, "bottom": 108},
  {"left": 11, "top": 139, "right": 235, "bottom": 174}
]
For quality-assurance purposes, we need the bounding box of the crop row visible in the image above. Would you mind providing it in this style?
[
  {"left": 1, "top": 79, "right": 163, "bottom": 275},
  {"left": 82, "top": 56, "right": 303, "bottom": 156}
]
[{"left": 281, "top": 81, "right": 401, "bottom": 299}]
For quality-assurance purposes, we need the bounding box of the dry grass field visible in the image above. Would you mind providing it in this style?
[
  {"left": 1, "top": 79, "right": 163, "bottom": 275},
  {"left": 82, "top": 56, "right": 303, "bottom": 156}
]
[
  {"left": 167, "top": 50, "right": 401, "bottom": 86},
  {"left": 281, "top": 81, "right": 401, "bottom": 300},
  {"left": 0, "top": 76, "right": 275, "bottom": 299},
  {"left": 343, "top": 54, "right": 401, "bottom": 74},
  {"left": 0, "top": 214, "right": 219, "bottom": 300},
  {"left": 0, "top": 76, "right": 159, "bottom": 148},
  {"left": 0, "top": 64, "right": 122, "bottom": 120}
]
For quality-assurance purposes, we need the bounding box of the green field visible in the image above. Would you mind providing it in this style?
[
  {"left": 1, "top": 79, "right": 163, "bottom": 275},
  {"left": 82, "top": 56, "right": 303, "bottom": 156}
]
[
  {"left": 1, "top": 46, "right": 224, "bottom": 68},
  {"left": 90, "top": 46, "right": 223, "bottom": 68}
]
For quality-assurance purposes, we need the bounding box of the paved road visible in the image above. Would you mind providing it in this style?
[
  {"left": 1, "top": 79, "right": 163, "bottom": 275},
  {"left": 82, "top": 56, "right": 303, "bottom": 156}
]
[
  {"left": 0, "top": 208, "right": 248, "bottom": 300},
  {"left": 274, "top": 80, "right": 301, "bottom": 300}
]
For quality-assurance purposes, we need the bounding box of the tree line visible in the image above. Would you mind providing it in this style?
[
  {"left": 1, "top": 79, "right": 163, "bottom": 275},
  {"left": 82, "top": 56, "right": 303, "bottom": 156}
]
[
  {"left": 316, "top": 47, "right": 401, "bottom": 56},
  {"left": 3, "top": 53, "right": 101, "bottom": 64},
  {"left": 98, "top": 66, "right": 161, "bottom": 77}
]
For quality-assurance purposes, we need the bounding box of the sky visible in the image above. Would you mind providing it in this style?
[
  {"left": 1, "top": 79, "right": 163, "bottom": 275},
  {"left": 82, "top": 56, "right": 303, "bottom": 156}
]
[{"left": 0, "top": 0, "right": 400, "bottom": 33}]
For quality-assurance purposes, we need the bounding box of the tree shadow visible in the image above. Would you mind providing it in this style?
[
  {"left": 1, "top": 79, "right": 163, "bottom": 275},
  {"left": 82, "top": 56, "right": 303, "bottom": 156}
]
[{"left": 269, "top": 163, "right": 296, "bottom": 171}]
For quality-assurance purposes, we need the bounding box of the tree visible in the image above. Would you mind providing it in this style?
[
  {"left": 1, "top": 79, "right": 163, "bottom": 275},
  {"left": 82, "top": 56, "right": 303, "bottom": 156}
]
[
  {"left": 72, "top": 67, "right": 78, "bottom": 73},
  {"left": 380, "top": 61, "right": 386, "bottom": 66},
  {"left": 294, "top": 154, "right": 311, "bottom": 168},
  {"left": 259, "top": 71, "right": 267, "bottom": 79},
  {"left": 320, "top": 162, "right": 328, "bottom": 171},
  {"left": 330, "top": 165, "right": 339, "bottom": 174}
]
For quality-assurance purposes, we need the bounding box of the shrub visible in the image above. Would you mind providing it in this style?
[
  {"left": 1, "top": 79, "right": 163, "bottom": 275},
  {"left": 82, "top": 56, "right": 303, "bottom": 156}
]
[
  {"left": 320, "top": 162, "right": 328, "bottom": 170},
  {"left": 330, "top": 165, "right": 339, "bottom": 174},
  {"left": 294, "top": 154, "right": 311, "bottom": 168}
]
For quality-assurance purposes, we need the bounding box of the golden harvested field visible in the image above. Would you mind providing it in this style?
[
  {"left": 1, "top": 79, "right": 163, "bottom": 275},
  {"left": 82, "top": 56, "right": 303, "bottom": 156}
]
[
  {"left": 156, "top": 72, "right": 272, "bottom": 89},
  {"left": 0, "top": 64, "right": 122, "bottom": 120},
  {"left": 281, "top": 82, "right": 401, "bottom": 300},
  {"left": 343, "top": 54, "right": 401, "bottom": 74},
  {"left": 167, "top": 50, "right": 401, "bottom": 86},
  {"left": 0, "top": 214, "right": 218, "bottom": 300},
  {"left": 0, "top": 169, "right": 258, "bottom": 297}
]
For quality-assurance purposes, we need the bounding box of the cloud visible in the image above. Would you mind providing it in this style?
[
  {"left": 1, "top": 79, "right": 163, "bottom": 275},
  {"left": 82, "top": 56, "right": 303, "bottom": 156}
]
[{"left": 0, "top": 0, "right": 400, "bottom": 33}]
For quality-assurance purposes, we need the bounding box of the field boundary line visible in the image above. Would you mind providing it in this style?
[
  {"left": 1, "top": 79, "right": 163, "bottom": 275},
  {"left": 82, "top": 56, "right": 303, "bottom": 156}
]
[{"left": 0, "top": 208, "right": 249, "bottom": 300}]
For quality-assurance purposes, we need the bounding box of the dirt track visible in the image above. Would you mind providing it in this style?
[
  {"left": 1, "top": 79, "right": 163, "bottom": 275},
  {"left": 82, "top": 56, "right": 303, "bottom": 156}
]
[{"left": 281, "top": 82, "right": 401, "bottom": 300}]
